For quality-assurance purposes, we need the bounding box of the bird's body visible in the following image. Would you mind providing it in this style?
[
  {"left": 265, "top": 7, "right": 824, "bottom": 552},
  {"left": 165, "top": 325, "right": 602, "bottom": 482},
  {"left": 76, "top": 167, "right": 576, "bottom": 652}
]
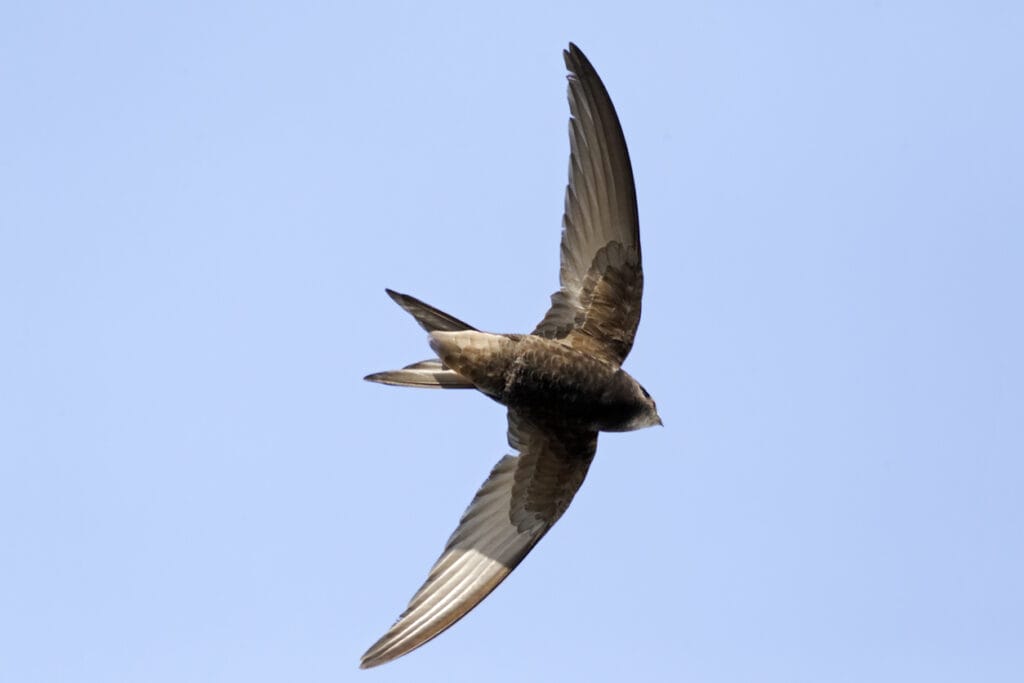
[
  {"left": 360, "top": 43, "right": 660, "bottom": 668},
  {"left": 429, "top": 330, "right": 656, "bottom": 433}
]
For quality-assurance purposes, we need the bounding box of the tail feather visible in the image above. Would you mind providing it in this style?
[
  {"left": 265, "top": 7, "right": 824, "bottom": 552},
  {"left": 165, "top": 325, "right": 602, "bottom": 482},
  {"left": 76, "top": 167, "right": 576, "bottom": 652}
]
[
  {"left": 386, "top": 289, "right": 476, "bottom": 332},
  {"left": 367, "top": 290, "right": 479, "bottom": 389},
  {"left": 364, "top": 359, "right": 474, "bottom": 389}
]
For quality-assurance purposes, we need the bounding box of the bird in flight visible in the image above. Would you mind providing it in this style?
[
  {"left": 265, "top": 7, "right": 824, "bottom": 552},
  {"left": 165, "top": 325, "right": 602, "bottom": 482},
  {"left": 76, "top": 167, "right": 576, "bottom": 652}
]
[{"left": 360, "top": 43, "right": 661, "bottom": 668}]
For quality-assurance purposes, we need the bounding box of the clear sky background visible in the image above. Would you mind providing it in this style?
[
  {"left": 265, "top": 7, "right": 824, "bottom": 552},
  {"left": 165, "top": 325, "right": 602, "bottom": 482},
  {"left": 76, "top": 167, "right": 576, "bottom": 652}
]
[{"left": 2, "top": 2, "right": 1022, "bottom": 682}]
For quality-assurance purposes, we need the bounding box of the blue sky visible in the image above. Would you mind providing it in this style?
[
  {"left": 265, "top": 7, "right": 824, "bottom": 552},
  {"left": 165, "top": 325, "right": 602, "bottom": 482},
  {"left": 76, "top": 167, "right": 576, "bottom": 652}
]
[{"left": 2, "top": 2, "right": 1022, "bottom": 681}]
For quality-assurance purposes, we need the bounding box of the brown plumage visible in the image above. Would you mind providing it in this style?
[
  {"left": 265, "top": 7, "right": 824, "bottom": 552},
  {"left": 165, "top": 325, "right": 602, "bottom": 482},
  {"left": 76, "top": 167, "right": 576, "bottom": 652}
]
[{"left": 360, "top": 43, "right": 661, "bottom": 668}]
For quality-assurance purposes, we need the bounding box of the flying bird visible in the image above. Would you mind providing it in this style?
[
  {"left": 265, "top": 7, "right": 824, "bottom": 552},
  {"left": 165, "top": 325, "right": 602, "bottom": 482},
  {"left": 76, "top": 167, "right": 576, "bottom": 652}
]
[{"left": 360, "top": 43, "right": 661, "bottom": 668}]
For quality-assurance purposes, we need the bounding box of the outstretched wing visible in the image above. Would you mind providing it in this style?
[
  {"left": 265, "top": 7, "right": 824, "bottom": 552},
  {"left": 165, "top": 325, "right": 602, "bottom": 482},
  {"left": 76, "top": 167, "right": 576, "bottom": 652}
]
[
  {"left": 360, "top": 412, "right": 597, "bottom": 668},
  {"left": 533, "top": 43, "right": 643, "bottom": 366}
]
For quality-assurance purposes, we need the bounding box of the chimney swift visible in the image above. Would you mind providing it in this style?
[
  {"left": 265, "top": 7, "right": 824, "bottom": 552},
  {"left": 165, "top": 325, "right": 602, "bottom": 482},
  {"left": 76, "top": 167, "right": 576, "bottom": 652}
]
[{"left": 360, "top": 43, "right": 661, "bottom": 668}]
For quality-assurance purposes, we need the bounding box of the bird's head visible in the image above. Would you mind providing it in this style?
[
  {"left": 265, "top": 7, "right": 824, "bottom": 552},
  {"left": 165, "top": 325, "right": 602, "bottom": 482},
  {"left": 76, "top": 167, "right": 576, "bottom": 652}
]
[
  {"left": 601, "top": 371, "right": 662, "bottom": 431},
  {"left": 632, "top": 382, "right": 663, "bottom": 429}
]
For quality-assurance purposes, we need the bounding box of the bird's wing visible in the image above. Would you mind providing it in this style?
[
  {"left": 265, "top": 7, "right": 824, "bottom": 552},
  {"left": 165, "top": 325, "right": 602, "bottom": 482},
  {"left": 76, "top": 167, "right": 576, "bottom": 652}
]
[
  {"left": 360, "top": 412, "right": 597, "bottom": 668},
  {"left": 533, "top": 43, "right": 643, "bottom": 366}
]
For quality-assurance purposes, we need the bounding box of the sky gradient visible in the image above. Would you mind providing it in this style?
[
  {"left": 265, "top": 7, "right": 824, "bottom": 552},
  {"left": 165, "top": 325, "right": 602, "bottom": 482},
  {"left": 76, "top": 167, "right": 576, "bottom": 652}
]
[{"left": 2, "top": 2, "right": 1022, "bottom": 681}]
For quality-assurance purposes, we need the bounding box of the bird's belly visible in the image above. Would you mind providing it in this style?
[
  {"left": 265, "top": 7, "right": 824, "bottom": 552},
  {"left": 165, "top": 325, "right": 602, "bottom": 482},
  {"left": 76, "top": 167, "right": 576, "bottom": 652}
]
[
  {"left": 500, "top": 339, "right": 640, "bottom": 431},
  {"left": 430, "top": 331, "right": 644, "bottom": 431}
]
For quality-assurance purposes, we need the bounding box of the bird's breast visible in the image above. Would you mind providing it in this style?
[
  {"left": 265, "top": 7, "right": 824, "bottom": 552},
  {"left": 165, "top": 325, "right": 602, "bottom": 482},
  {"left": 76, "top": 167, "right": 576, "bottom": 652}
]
[{"left": 430, "top": 331, "right": 645, "bottom": 430}]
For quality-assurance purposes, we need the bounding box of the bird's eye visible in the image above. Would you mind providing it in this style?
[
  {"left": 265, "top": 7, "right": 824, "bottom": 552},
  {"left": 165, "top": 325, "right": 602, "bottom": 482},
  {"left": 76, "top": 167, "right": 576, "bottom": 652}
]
[{"left": 639, "top": 385, "right": 650, "bottom": 399}]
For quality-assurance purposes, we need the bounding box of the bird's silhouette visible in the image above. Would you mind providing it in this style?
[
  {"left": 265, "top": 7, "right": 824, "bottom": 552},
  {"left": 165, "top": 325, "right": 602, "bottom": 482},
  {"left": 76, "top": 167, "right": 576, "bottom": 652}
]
[{"left": 361, "top": 43, "right": 660, "bottom": 668}]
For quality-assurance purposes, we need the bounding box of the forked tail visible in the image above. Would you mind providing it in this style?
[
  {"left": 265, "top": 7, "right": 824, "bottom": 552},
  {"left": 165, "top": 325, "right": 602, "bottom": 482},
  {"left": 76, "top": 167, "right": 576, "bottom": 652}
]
[{"left": 363, "top": 290, "right": 476, "bottom": 389}]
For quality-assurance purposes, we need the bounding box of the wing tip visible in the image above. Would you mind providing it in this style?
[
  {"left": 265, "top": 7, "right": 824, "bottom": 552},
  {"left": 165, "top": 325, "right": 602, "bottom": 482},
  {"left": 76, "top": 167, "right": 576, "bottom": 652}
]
[
  {"left": 563, "top": 42, "right": 592, "bottom": 77},
  {"left": 358, "top": 653, "right": 383, "bottom": 669},
  {"left": 359, "top": 630, "right": 406, "bottom": 669}
]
